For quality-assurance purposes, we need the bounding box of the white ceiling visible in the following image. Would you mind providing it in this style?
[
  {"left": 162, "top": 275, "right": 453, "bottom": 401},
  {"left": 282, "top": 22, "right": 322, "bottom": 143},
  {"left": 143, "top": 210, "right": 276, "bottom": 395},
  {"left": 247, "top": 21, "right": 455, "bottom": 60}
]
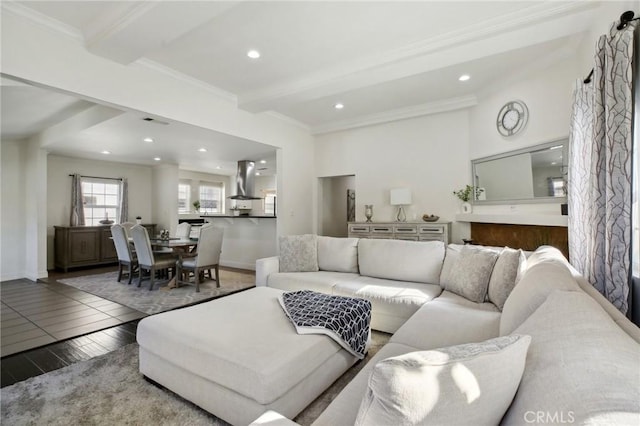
[{"left": 1, "top": 1, "right": 610, "bottom": 174}]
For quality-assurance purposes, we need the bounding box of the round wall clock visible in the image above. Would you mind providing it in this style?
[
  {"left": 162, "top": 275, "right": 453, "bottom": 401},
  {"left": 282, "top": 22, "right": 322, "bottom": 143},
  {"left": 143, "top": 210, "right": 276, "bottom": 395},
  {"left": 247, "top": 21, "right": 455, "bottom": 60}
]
[{"left": 496, "top": 100, "right": 528, "bottom": 137}]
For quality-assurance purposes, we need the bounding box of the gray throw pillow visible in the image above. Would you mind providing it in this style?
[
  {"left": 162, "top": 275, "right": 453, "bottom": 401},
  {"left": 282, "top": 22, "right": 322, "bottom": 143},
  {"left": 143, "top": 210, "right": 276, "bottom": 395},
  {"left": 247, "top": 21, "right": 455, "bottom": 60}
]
[
  {"left": 355, "top": 334, "right": 532, "bottom": 426},
  {"left": 279, "top": 234, "right": 319, "bottom": 272},
  {"left": 441, "top": 245, "right": 499, "bottom": 303},
  {"left": 488, "top": 247, "right": 527, "bottom": 311}
]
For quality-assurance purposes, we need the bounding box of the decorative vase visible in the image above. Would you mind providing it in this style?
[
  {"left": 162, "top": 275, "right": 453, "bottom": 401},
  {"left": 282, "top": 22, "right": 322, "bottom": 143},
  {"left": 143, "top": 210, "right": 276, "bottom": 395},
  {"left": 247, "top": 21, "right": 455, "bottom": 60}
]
[
  {"left": 461, "top": 202, "right": 473, "bottom": 214},
  {"left": 136, "top": 218, "right": 142, "bottom": 225},
  {"left": 70, "top": 208, "right": 79, "bottom": 226},
  {"left": 364, "top": 205, "right": 373, "bottom": 222}
]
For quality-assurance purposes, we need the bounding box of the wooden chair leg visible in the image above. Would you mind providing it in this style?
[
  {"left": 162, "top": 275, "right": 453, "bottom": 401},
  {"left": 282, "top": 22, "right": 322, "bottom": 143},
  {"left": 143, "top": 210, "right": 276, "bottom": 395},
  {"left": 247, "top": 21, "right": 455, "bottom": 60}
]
[
  {"left": 195, "top": 268, "right": 200, "bottom": 293},
  {"left": 214, "top": 265, "right": 220, "bottom": 288},
  {"left": 127, "top": 263, "right": 134, "bottom": 285},
  {"left": 149, "top": 266, "right": 155, "bottom": 291},
  {"left": 117, "top": 263, "right": 123, "bottom": 282},
  {"left": 137, "top": 266, "right": 143, "bottom": 287}
]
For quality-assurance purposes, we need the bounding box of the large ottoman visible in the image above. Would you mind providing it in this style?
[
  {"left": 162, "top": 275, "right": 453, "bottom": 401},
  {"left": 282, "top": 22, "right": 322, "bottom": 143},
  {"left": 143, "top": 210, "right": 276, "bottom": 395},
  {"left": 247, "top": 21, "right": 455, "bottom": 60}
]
[{"left": 137, "top": 287, "right": 360, "bottom": 425}]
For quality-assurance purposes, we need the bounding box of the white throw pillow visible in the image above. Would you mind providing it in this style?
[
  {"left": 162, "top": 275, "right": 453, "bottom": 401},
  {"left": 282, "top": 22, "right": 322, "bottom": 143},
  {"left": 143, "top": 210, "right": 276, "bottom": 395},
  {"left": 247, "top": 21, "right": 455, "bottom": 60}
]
[
  {"left": 317, "top": 236, "right": 359, "bottom": 273},
  {"left": 487, "top": 247, "right": 527, "bottom": 311},
  {"left": 355, "top": 334, "right": 532, "bottom": 426},
  {"left": 440, "top": 245, "right": 499, "bottom": 303},
  {"left": 278, "top": 234, "right": 319, "bottom": 272}
]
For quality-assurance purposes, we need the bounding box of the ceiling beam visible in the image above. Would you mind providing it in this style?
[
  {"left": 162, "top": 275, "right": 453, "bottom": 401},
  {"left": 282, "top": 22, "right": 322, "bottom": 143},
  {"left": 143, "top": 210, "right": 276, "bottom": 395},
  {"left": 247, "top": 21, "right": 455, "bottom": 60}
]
[
  {"left": 85, "top": 1, "right": 240, "bottom": 64},
  {"left": 237, "top": 1, "right": 599, "bottom": 114},
  {"left": 31, "top": 105, "right": 125, "bottom": 148}
]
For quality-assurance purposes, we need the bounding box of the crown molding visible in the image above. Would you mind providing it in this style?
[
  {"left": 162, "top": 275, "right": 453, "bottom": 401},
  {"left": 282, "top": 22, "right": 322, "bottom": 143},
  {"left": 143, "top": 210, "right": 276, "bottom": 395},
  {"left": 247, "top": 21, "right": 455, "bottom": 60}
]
[
  {"left": 311, "top": 96, "right": 478, "bottom": 135},
  {"left": 240, "top": 1, "right": 598, "bottom": 112},
  {"left": 133, "top": 58, "right": 238, "bottom": 105},
  {"left": 1, "top": 1, "right": 83, "bottom": 42}
]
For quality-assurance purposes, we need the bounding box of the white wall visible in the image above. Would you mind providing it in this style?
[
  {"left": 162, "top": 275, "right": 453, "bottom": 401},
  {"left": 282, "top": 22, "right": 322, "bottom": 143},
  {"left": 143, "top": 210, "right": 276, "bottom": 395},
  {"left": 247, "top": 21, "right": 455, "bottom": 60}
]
[
  {"left": 46, "top": 155, "right": 154, "bottom": 269},
  {"left": 1, "top": 140, "right": 27, "bottom": 281},
  {"left": 152, "top": 164, "right": 179, "bottom": 234},
  {"left": 253, "top": 175, "right": 277, "bottom": 215},
  {"left": 315, "top": 111, "right": 471, "bottom": 244}
]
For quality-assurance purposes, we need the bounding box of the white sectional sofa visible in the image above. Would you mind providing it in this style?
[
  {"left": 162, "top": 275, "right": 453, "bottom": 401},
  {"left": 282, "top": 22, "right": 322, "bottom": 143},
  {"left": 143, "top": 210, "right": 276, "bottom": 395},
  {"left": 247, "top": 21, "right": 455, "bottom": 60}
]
[{"left": 253, "top": 236, "right": 640, "bottom": 426}]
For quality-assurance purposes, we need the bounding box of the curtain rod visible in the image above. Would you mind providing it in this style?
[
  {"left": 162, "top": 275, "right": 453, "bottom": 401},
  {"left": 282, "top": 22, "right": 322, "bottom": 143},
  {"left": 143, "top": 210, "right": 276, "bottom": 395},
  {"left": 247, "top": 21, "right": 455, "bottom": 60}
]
[
  {"left": 69, "top": 174, "right": 123, "bottom": 181},
  {"left": 583, "top": 10, "right": 638, "bottom": 83}
]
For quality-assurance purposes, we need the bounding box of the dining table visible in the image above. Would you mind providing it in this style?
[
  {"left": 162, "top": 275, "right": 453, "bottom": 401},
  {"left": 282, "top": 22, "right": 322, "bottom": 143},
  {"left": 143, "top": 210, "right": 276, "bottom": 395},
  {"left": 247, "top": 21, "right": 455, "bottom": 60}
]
[{"left": 148, "top": 237, "right": 198, "bottom": 251}]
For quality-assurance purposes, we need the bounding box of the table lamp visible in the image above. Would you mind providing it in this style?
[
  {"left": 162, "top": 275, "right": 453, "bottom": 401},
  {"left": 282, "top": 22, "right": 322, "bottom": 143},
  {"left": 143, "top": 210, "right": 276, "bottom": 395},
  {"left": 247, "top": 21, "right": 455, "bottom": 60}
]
[{"left": 390, "top": 188, "right": 412, "bottom": 222}]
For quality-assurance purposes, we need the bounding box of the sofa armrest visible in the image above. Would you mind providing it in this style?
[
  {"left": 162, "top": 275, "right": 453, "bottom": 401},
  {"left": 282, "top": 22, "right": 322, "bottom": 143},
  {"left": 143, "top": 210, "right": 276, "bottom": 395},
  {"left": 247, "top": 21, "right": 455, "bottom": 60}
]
[
  {"left": 256, "top": 256, "right": 279, "bottom": 286},
  {"left": 249, "top": 410, "right": 299, "bottom": 426}
]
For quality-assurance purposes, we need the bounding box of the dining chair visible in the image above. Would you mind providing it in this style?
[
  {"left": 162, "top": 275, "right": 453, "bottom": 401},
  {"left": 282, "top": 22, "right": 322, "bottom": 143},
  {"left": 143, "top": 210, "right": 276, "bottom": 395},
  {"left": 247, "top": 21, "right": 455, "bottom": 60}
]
[
  {"left": 120, "top": 221, "right": 135, "bottom": 237},
  {"left": 176, "top": 222, "right": 191, "bottom": 239},
  {"left": 176, "top": 224, "right": 223, "bottom": 292},
  {"left": 111, "top": 224, "right": 138, "bottom": 284},
  {"left": 130, "top": 224, "right": 177, "bottom": 290}
]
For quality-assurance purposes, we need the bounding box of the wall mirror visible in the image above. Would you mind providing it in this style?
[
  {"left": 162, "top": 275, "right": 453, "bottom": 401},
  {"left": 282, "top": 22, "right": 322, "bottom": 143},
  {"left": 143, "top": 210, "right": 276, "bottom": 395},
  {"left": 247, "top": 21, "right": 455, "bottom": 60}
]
[{"left": 472, "top": 138, "right": 568, "bottom": 204}]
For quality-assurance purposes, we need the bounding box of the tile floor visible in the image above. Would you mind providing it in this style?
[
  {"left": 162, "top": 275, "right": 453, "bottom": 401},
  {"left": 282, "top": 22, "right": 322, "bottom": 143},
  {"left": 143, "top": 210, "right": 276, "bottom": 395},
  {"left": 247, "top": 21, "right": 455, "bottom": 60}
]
[{"left": 1, "top": 278, "right": 146, "bottom": 357}]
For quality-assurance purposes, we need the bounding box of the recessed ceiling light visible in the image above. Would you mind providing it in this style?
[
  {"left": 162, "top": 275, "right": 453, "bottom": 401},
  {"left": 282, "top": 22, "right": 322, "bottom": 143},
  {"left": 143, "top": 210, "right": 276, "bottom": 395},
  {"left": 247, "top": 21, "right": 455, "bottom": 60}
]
[
  {"left": 259, "top": 160, "right": 267, "bottom": 164},
  {"left": 198, "top": 148, "right": 207, "bottom": 152},
  {"left": 101, "top": 150, "right": 111, "bottom": 155},
  {"left": 143, "top": 137, "right": 154, "bottom": 143},
  {"left": 216, "top": 166, "right": 221, "bottom": 169},
  {"left": 153, "top": 157, "right": 161, "bottom": 161},
  {"left": 458, "top": 74, "right": 470, "bottom": 82},
  {"left": 551, "top": 162, "right": 557, "bottom": 165},
  {"left": 247, "top": 50, "right": 261, "bottom": 59},
  {"left": 334, "top": 103, "right": 344, "bottom": 110},
  {"left": 255, "top": 172, "right": 261, "bottom": 176}
]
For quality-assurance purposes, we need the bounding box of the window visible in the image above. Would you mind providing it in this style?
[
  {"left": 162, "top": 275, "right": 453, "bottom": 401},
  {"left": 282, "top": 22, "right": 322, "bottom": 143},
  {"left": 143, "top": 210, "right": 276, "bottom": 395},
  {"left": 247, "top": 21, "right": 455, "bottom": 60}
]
[
  {"left": 82, "top": 177, "right": 120, "bottom": 225},
  {"left": 263, "top": 190, "right": 276, "bottom": 215},
  {"left": 178, "top": 183, "right": 191, "bottom": 213},
  {"left": 199, "top": 183, "right": 223, "bottom": 214}
]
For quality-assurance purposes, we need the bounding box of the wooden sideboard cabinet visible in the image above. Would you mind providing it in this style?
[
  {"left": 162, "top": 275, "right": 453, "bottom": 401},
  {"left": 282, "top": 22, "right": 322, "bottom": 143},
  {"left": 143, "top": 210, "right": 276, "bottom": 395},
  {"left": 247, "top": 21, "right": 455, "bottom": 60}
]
[
  {"left": 55, "top": 224, "right": 158, "bottom": 272},
  {"left": 348, "top": 221, "right": 451, "bottom": 244}
]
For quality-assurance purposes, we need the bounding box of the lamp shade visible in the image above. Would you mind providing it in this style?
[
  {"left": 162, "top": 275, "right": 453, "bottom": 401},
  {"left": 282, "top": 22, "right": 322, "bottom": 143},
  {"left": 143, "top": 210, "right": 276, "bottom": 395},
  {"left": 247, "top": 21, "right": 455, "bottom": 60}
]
[{"left": 390, "top": 188, "right": 412, "bottom": 205}]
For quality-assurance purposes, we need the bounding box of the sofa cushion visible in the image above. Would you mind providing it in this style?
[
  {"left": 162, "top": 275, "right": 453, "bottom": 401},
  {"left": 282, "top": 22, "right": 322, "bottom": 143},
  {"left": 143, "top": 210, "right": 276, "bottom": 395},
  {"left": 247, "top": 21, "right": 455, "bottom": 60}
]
[
  {"left": 390, "top": 294, "right": 500, "bottom": 350},
  {"left": 487, "top": 247, "right": 527, "bottom": 311},
  {"left": 333, "top": 276, "right": 442, "bottom": 332},
  {"left": 355, "top": 335, "right": 531, "bottom": 426},
  {"left": 317, "top": 236, "right": 359, "bottom": 273},
  {"left": 267, "top": 271, "right": 358, "bottom": 294},
  {"left": 500, "top": 259, "right": 579, "bottom": 336},
  {"left": 440, "top": 245, "right": 499, "bottom": 303},
  {"left": 358, "top": 239, "right": 444, "bottom": 284},
  {"left": 279, "top": 234, "right": 318, "bottom": 272},
  {"left": 502, "top": 290, "right": 640, "bottom": 425}
]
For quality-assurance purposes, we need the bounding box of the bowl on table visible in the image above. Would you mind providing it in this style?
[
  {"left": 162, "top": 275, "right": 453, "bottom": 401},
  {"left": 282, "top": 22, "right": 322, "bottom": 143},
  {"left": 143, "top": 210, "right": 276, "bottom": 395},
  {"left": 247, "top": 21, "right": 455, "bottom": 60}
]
[{"left": 422, "top": 214, "right": 439, "bottom": 222}]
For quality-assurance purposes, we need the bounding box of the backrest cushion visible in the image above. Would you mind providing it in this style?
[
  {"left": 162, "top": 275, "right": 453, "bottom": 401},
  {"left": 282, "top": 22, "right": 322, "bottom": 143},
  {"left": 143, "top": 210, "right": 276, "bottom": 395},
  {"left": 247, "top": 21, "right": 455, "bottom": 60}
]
[
  {"left": 487, "top": 247, "right": 527, "bottom": 311},
  {"left": 279, "top": 234, "right": 319, "bottom": 273},
  {"left": 317, "top": 236, "right": 359, "bottom": 273},
  {"left": 440, "top": 245, "right": 499, "bottom": 303},
  {"left": 355, "top": 335, "right": 531, "bottom": 426},
  {"left": 500, "top": 260, "right": 579, "bottom": 336},
  {"left": 501, "top": 291, "right": 640, "bottom": 425},
  {"left": 358, "top": 239, "right": 444, "bottom": 284}
]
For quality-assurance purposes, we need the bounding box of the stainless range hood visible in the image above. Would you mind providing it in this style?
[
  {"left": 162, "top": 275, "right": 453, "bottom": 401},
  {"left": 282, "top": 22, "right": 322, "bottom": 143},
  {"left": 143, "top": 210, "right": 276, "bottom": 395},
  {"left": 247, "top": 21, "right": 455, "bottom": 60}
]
[{"left": 229, "top": 160, "right": 262, "bottom": 200}]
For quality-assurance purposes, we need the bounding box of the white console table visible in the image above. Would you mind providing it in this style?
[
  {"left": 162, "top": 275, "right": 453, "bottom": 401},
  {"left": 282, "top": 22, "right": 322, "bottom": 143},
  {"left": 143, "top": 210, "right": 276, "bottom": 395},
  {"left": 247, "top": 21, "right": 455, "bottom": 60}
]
[{"left": 348, "top": 221, "right": 450, "bottom": 243}]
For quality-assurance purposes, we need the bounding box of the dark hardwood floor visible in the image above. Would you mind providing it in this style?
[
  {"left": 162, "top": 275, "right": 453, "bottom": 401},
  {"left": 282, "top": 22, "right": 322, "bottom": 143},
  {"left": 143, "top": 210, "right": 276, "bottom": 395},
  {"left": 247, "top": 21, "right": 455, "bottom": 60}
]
[{"left": 1, "top": 265, "right": 143, "bottom": 389}]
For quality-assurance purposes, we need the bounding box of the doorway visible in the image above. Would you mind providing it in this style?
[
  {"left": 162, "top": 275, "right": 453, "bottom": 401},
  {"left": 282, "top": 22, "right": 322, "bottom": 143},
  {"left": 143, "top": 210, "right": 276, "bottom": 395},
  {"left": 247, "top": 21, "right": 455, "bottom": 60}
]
[{"left": 318, "top": 175, "right": 355, "bottom": 237}]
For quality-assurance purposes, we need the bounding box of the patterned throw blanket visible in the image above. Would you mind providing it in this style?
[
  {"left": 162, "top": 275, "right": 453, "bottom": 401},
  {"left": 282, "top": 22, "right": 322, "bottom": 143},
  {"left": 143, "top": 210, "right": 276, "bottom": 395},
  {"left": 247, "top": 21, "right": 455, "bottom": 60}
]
[{"left": 279, "top": 290, "right": 372, "bottom": 359}]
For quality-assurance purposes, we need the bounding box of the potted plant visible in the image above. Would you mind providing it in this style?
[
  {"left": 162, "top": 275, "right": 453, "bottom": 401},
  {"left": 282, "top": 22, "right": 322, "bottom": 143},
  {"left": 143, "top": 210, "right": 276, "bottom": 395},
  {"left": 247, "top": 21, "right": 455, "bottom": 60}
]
[
  {"left": 136, "top": 215, "right": 142, "bottom": 225},
  {"left": 453, "top": 185, "right": 483, "bottom": 213},
  {"left": 192, "top": 200, "right": 200, "bottom": 213}
]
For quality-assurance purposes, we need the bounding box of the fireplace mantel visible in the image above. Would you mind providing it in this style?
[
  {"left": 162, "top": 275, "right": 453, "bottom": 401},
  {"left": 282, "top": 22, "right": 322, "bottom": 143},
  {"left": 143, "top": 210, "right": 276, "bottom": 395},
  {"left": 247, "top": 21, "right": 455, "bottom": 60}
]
[{"left": 455, "top": 213, "right": 568, "bottom": 227}]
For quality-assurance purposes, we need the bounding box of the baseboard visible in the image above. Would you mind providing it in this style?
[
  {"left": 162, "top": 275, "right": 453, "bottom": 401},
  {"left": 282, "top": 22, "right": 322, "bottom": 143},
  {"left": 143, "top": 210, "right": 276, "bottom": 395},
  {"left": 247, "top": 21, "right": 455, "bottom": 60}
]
[
  {"left": 220, "top": 260, "right": 255, "bottom": 271},
  {"left": 1, "top": 272, "right": 26, "bottom": 282}
]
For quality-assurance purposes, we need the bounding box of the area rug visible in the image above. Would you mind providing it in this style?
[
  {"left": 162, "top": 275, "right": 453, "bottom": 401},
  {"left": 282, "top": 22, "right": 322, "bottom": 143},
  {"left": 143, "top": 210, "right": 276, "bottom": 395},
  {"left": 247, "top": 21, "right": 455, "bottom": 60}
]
[
  {"left": 58, "top": 269, "right": 255, "bottom": 315},
  {"left": 1, "top": 331, "right": 391, "bottom": 426}
]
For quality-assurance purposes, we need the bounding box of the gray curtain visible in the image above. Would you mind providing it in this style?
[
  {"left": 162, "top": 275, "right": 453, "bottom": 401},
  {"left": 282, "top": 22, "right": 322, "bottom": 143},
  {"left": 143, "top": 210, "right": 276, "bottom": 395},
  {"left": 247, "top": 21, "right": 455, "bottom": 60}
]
[
  {"left": 70, "top": 173, "right": 85, "bottom": 226},
  {"left": 568, "top": 20, "right": 636, "bottom": 314},
  {"left": 119, "top": 178, "right": 129, "bottom": 223}
]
